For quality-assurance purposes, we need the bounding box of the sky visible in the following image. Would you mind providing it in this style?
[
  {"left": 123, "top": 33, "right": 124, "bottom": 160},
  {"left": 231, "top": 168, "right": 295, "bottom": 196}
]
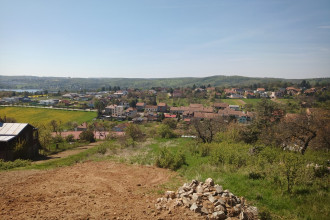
[{"left": 0, "top": 0, "right": 330, "bottom": 79}]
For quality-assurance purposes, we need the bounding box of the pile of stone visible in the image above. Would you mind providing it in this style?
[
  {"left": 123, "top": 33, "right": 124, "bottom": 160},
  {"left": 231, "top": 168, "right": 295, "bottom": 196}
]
[{"left": 155, "top": 178, "right": 258, "bottom": 220}]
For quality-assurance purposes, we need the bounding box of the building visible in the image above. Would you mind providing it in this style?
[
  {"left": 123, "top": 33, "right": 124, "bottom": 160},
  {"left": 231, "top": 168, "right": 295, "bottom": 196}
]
[
  {"left": 105, "top": 105, "right": 124, "bottom": 116},
  {"left": 145, "top": 105, "right": 158, "bottom": 112},
  {"left": 157, "top": 103, "right": 168, "bottom": 113},
  {"left": 213, "top": 103, "right": 229, "bottom": 110},
  {"left": 0, "top": 123, "right": 39, "bottom": 161},
  {"left": 136, "top": 102, "right": 146, "bottom": 111},
  {"left": 125, "top": 107, "right": 137, "bottom": 118}
]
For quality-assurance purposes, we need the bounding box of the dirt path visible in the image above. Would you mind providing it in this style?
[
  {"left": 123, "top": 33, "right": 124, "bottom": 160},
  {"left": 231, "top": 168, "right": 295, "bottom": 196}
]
[
  {"left": 33, "top": 141, "right": 104, "bottom": 164},
  {"left": 0, "top": 161, "right": 202, "bottom": 219}
]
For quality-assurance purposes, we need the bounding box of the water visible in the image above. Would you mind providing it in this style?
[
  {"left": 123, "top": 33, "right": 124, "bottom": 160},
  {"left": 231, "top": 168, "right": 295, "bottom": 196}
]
[{"left": 0, "top": 89, "right": 43, "bottom": 93}]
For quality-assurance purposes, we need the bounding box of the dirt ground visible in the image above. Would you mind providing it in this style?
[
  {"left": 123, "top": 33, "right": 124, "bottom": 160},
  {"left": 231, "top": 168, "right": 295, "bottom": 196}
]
[
  {"left": 33, "top": 142, "right": 104, "bottom": 164},
  {"left": 0, "top": 161, "right": 203, "bottom": 219}
]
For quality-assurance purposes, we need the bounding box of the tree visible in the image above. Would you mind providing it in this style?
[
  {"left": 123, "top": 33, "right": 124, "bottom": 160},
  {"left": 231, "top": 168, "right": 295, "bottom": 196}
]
[
  {"left": 37, "top": 124, "right": 52, "bottom": 151},
  {"left": 192, "top": 118, "right": 226, "bottom": 143},
  {"left": 162, "top": 118, "right": 177, "bottom": 129},
  {"left": 79, "top": 130, "right": 95, "bottom": 143},
  {"left": 49, "top": 120, "right": 58, "bottom": 133},
  {"left": 158, "top": 124, "right": 177, "bottom": 138},
  {"left": 241, "top": 99, "right": 285, "bottom": 144},
  {"left": 125, "top": 124, "right": 143, "bottom": 142},
  {"left": 94, "top": 99, "right": 105, "bottom": 117},
  {"left": 276, "top": 109, "right": 330, "bottom": 154}
]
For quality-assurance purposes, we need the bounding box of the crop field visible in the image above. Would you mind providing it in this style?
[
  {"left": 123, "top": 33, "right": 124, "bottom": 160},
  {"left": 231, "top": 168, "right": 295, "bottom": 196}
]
[{"left": 0, "top": 107, "right": 96, "bottom": 126}]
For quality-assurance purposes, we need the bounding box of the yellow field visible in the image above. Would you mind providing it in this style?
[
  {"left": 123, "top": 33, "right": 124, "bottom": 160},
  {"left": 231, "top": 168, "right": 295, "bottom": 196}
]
[{"left": 0, "top": 107, "right": 96, "bottom": 126}]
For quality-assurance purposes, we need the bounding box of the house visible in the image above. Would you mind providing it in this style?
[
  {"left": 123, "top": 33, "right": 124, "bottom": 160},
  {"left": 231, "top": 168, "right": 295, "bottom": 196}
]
[
  {"left": 229, "top": 105, "right": 240, "bottom": 111},
  {"left": 304, "top": 88, "right": 316, "bottom": 95},
  {"left": 193, "top": 112, "right": 221, "bottom": 120},
  {"left": 113, "top": 90, "right": 128, "bottom": 98},
  {"left": 2, "top": 97, "right": 20, "bottom": 104},
  {"left": 39, "top": 99, "right": 58, "bottom": 106},
  {"left": 228, "top": 94, "right": 244, "bottom": 99},
  {"left": 286, "top": 87, "right": 301, "bottom": 96},
  {"left": 76, "top": 122, "right": 88, "bottom": 131},
  {"left": 245, "top": 91, "right": 256, "bottom": 99},
  {"left": 125, "top": 107, "right": 137, "bottom": 118},
  {"left": 170, "top": 106, "right": 189, "bottom": 114},
  {"left": 136, "top": 102, "right": 146, "bottom": 111},
  {"left": 164, "top": 113, "right": 177, "bottom": 118},
  {"left": 157, "top": 103, "right": 168, "bottom": 113},
  {"left": 145, "top": 105, "right": 158, "bottom": 112},
  {"left": 0, "top": 123, "right": 39, "bottom": 161},
  {"left": 213, "top": 103, "right": 229, "bottom": 110},
  {"left": 189, "top": 103, "right": 203, "bottom": 108},
  {"left": 105, "top": 105, "right": 124, "bottom": 116},
  {"left": 256, "top": 88, "right": 265, "bottom": 92}
]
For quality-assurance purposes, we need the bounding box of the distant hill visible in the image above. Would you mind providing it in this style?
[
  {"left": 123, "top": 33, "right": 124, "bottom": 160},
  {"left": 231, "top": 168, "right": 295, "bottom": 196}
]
[{"left": 0, "top": 75, "right": 329, "bottom": 91}]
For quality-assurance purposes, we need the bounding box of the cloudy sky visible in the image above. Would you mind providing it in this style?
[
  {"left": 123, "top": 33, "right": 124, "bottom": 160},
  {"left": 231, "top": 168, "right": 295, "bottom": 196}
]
[{"left": 0, "top": 0, "right": 330, "bottom": 79}]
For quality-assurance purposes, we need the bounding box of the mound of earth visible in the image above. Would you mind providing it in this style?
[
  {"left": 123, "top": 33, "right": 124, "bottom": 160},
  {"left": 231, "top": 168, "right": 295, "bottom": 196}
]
[{"left": 0, "top": 161, "right": 202, "bottom": 219}]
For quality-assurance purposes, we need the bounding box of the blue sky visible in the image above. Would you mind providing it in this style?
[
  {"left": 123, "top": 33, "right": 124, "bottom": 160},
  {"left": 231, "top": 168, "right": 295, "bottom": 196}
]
[{"left": 0, "top": 0, "right": 330, "bottom": 79}]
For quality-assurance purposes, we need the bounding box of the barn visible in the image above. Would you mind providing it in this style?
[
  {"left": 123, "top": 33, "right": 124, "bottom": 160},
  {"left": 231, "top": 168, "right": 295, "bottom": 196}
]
[{"left": 0, "top": 123, "right": 40, "bottom": 161}]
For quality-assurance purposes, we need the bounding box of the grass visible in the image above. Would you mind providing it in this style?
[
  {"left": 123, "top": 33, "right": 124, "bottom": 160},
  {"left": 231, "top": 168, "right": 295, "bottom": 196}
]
[
  {"left": 0, "top": 106, "right": 96, "bottom": 126},
  {"left": 2, "top": 129, "right": 328, "bottom": 219},
  {"left": 100, "top": 137, "right": 329, "bottom": 220},
  {"left": 41, "top": 141, "right": 89, "bottom": 156}
]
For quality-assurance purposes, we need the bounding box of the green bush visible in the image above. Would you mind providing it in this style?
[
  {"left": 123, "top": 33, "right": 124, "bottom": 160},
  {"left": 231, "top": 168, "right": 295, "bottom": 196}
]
[
  {"left": 65, "top": 134, "right": 75, "bottom": 142},
  {"left": 155, "top": 147, "right": 186, "bottom": 171},
  {"left": 53, "top": 135, "right": 64, "bottom": 143},
  {"left": 79, "top": 130, "right": 95, "bottom": 143},
  {"left": 0, "top": 159, "right": 31, "bottom": 170},
  {"left": 158, "top": 124, "right": 177, "bottom": 138},
  {"left": 97, "top": 145, "right": 107, "bottom": 154}
]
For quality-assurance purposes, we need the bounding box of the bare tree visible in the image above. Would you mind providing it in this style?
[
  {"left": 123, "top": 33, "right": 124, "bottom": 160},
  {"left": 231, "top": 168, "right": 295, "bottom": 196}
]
[
  {"left": 277, "top": 109, "right": 330, "bottom": 154},
  {"left": 192, "top": 118, "right": 227, "bottom": 143}
]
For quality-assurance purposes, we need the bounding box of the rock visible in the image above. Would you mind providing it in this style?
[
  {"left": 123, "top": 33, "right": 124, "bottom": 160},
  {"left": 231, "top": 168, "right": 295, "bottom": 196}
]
[
  {"left": 155, "top": 178, "right": 258, "bottom": 220},
  {"left": 201, "top": 206, "right": 209, "bottom": 215},
  {"left": 165, "top": 191, "right": 176, "bottom": 199},
  {"left": 192, "top": 193, "right": 202, "bottom": 202},
  {"left": 177, "top": 187, "right": 185, "bottom": 194},
  {"left": 214, "top": 205, "right": 226, "bottom": 212},
  {"left": 215, "top": 184, "right": 223, "bottom": 194},
  {"left": 208, "top": 195, "right": 217, "bottom": 203},
  {"left": 205, "top": 178, "right": 215, "bottom": 186},
  {"left": 212, "top": 211, "right": 227, "bottom": 220},
  {"left": 190, "top": 203, "right": 201, "bottom": 213},
  {"left": 244, "top": 206, "right": 258, "bottom": 219},
  {"left": 196, "top": 185, "right": 204, "bottom": 194},
  {"left": 182, "top": 197, "right": 192, "bottom": 207}
]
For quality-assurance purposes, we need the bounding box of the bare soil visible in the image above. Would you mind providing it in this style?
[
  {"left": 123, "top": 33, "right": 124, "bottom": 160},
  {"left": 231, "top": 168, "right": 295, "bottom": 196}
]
[
  {"left": 0, "top": 161, "right": 203, "bottom": 219},
  {"left": 33, "top": 142, "right": 104, "bottom": 164}
]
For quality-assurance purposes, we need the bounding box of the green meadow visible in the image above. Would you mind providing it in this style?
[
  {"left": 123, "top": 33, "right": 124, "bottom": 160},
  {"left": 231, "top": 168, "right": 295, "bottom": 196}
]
[{"left": 0, "top": 107, "right": 96, "bottom": 126}]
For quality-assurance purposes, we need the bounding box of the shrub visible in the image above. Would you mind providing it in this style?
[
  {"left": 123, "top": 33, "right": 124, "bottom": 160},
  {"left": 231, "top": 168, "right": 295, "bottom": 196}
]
[
  {"left": 65, "top": 134, "right": 75, "bottom": 142},
  {"left": 155, "top": 147, "right": 186, "bottom": 171},
  {"left": 97, "top": 145, "right": 107, "bottom": 154},
  {"left": 158, "top": 124, "right": 177, "bottom": 138},
  {"left": 79, "top": 130, "right": 96, "bottom": 143},
  {"left": 162, "top": 118, "right": 177, "bottom": 129},
  {"left": 53, "top": 135, "right": 64, "bottom": 143},
  {"left": 125, "top": 124, "right": 144, "bottom": 142},
  {"left": 199, "top": 143, "right": 212, "bottom": 157},
  {"left": 248, "top": 172, "right": 264, "bottom": 180},
  {"left": 0, "top": 159, "right": 31, "bottom": 170}
]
